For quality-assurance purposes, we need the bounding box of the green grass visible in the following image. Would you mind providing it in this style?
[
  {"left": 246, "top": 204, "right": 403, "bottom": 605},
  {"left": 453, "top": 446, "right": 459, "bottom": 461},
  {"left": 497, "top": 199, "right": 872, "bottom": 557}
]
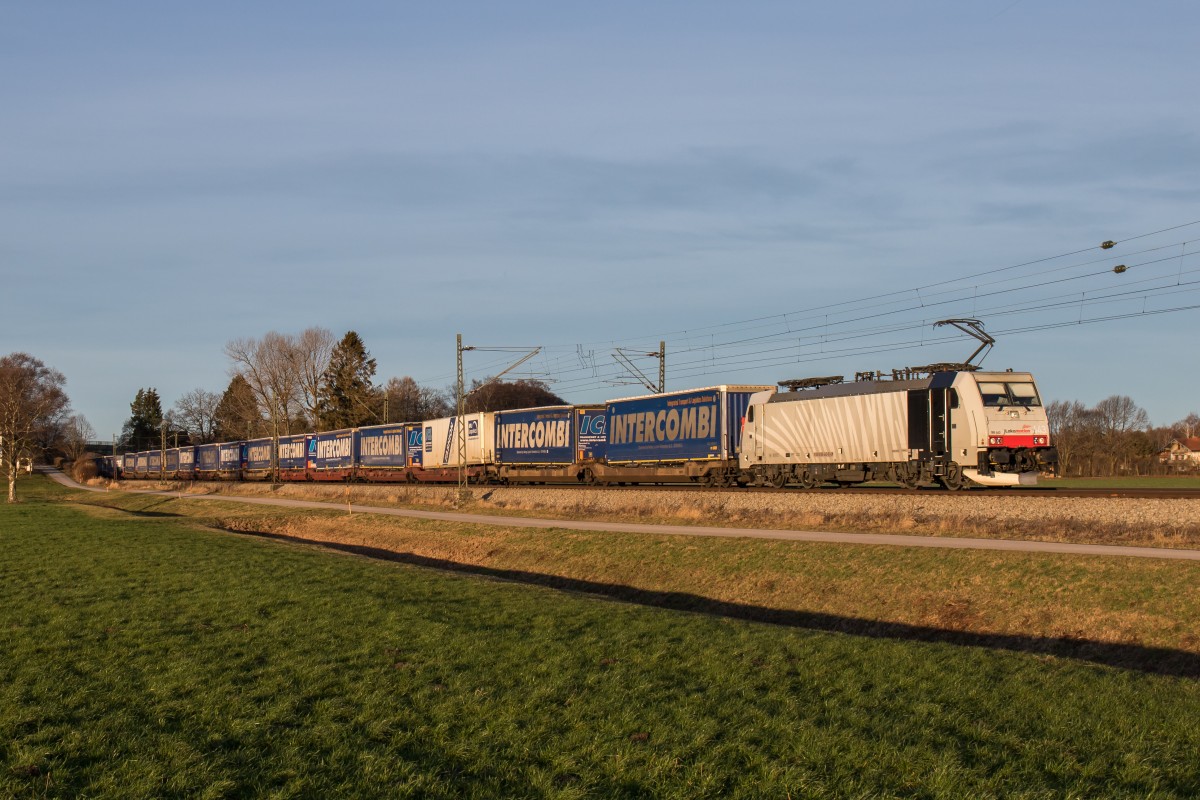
[
  {"left": 1041, "top": 475, "right": 1200, "bottom": 489},
  {"left": 69, "top": 481, "right": 1200, "bottom": 657},
  {"left": 2, "top": 479, "right": 1199, "bottom": 798}
]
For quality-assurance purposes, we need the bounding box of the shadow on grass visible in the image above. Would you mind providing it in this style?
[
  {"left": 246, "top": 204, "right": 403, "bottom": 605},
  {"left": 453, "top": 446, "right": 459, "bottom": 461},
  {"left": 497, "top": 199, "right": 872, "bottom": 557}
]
[
  {"left": 232, "top": 528, "right": 1200, "bottom": 679},
  {"left": 109, "top": 497, "right": 188, "bottom": 519}
]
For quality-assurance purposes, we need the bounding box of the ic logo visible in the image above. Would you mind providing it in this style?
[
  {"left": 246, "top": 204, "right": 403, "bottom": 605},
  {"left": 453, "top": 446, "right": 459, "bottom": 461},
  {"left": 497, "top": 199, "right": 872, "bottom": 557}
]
[{"left": 579, "top": 415, "right": 607, "bottom": 435}]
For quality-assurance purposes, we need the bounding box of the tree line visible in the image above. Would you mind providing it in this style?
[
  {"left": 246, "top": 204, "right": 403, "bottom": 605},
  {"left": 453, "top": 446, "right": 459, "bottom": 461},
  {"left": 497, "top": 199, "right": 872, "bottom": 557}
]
[
  {"left": 7, "top": 341, "right": 1199, "bottom": 506},
  {"left": 119, "top": 329, "right": 565, "bottom": 450},
  {"left": 1047, "top": 396, "right": 1199, "bottom": 477}
]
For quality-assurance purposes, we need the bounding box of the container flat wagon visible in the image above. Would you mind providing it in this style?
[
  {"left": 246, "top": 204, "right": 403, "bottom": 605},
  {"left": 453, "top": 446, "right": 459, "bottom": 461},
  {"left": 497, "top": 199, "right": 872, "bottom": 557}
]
[
  {"left": 196, "top": 443, "right": 220, "bottom": 480},
  {"left": 307, "top": 429, "right": 356, "bottom": 481},
  {"left": 407, "top": 412, "right": 495, "bottom": 483},
  {"left": 356, "top": 423, "right": 410, "bottom": 482},
  {"left": 492, "top": 405, "right": 582, "bottom": 484},
  {"left": 244, "top": 437, "right": 275, "bottom": 481},
  {"left": 278, "top": 434, "right": 308, "bottom": 481},
  {"left": 217, "top": 441, "right": 245, "bottom": 480},
  {"left": 595, "top": 386, "right": 771, "bottom": 486},
  {"left": 180, "top": 446, "right": 197, "bottom": 480}
]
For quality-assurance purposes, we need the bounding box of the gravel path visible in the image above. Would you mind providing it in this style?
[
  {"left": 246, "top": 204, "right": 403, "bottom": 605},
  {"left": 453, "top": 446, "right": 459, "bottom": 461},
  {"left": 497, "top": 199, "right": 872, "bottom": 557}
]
[
  {"left": 483, "top": 485, "right": 1198, "bottom": 530},
  {"left": 40, "top": 468, "right": 1200, "bottom": 561}
]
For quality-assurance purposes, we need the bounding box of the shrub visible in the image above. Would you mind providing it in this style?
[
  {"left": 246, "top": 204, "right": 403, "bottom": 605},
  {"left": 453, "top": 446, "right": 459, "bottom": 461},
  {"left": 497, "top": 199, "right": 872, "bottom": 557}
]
[{"left": 72, "top": 458, "right": 99, "bottom": 483}]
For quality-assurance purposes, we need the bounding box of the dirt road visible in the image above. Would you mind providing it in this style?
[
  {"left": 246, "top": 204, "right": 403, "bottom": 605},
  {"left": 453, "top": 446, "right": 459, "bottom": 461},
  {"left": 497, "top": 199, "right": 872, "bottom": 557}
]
[{"left": 40, "top": 468, "right": 1200, "bottom": 561}]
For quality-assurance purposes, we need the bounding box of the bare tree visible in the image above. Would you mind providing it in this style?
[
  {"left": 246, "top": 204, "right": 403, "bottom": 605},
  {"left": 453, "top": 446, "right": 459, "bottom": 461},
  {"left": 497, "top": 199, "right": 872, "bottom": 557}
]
[
  {"left": 0, "top": 353, "right": 71, "bottom": 502},
  {"left": 1093, "top": 395, "right": 1150, "bottom": 475},
  {"left": 62, "top": 414, "right": 96, "bottom": 461},
  {"left": 294, "top": 327, "right": 335, "bottom": 426},
  {"left": 171, "top": 388, "right": 221, "bottom": 444},
  {"left": 1174, "top": 412, "right": 1200, "bottom": 440},
  {"left": 225, "top": 332, "right": 300, "bottom": 438},
  {"left": 1046, "top": 399, "right": 1085, "bottom": 476},
  {"left": 382, "top": 376, "right": 451, "bottom": 422},
  {"left": 225, "top": 328, "right": 333, "bottom": 437}
]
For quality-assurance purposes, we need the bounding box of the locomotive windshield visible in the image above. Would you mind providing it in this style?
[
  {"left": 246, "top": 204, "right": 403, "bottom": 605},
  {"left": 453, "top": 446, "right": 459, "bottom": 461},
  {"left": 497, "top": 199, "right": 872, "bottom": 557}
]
[{"left": 978, "top": 381, "right": 1042, "bottom": 408}]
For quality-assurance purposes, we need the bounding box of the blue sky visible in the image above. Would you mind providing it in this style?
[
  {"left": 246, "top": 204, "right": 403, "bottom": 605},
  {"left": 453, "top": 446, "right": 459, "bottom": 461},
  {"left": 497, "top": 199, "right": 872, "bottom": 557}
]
[{"left": 3, "top": 1, "right": 1198, "bottom": 438}]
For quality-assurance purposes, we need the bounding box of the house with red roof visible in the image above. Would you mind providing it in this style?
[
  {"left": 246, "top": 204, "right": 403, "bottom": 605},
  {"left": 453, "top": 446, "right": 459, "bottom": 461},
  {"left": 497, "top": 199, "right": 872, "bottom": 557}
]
[{"left": 1159, "top": 437, "right": 1200, "bottom": 470}]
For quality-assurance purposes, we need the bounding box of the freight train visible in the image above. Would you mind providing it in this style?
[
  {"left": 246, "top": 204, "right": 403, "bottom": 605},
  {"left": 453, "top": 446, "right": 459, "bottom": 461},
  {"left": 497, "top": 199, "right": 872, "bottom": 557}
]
[{"left": 101, "top": 367, "right": 1058, "bottom": 490}]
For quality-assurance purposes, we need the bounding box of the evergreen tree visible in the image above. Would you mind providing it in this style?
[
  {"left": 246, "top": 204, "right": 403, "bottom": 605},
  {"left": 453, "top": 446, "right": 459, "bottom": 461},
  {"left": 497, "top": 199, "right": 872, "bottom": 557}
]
[
  {"left": 121, "top": 388, "right": 163, "bottom": 450},
  {"left": 316, "top": 331, "right": 378, "bottom": 430},
  {"left": 214, "top": 375, "right": 266, "bottom": 440}
]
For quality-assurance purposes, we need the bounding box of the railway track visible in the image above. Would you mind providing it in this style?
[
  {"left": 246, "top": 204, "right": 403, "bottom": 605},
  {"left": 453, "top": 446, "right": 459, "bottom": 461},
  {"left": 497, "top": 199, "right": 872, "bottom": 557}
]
[
  {"left": 125, "top": 477, "right": 1200, "bottom": 501},
  {"left": 494, "top": 483, "right": 1200, "bottom": 500}
]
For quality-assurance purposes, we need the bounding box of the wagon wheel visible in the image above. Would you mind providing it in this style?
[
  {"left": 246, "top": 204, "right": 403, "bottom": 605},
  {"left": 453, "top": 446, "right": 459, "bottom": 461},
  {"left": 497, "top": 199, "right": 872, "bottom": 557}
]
[
  {"left": 895, "top": 466, "right": 922, "bottom": 490},
  {"left": 580, "top": 467, "right": 598, "bottom": 486}
]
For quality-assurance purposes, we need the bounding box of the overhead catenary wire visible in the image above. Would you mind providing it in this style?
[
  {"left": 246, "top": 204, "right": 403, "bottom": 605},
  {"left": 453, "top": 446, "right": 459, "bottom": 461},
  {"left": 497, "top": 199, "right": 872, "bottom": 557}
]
[
  {"left": 553, "top": 218, "right": 1200, "bottom": 350},
  {"left": 418, "top": 219, "right": 1200, "bottom": 394},
  {"left": 543, "top": 257, "right": 1200, "bottom": 393}
]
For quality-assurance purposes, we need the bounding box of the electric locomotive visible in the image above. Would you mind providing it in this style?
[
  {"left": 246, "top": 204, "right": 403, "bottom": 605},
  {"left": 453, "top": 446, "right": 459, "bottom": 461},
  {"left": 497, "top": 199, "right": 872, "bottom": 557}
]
[{"left": 740, "top": 366, "right": 1058, "bottom": 489}]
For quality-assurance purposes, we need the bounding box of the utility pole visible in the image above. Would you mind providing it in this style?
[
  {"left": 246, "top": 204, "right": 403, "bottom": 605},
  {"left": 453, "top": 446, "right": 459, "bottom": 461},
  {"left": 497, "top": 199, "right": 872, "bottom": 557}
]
[
  {"left": 612, "top": 341, "right": 666, "bottom": 394},
  {"left": 454, "top": 334, "right": 542, "bottom": 500},
  {"left": 456, "top": 334, "right": 470, "bottom": 495},
  {"left": 160, "top": 420, "right": 166, "bottom": 482},
  {"left": 657, "top": 340, "right": 665, "bottom": 393}
]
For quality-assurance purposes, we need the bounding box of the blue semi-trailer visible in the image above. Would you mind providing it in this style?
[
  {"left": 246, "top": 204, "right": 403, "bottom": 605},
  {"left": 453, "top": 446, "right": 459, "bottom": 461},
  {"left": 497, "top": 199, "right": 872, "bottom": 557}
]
[{"left": 593, "top": 385, "right": 770, "bottom": 485}]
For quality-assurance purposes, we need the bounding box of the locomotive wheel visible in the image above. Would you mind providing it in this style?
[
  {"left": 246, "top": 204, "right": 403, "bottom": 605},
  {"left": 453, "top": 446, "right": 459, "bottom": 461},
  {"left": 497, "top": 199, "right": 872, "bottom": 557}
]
[
  {"left": 896, "top": 469, "right": 922, "bottom": 490},
  {"left": 770, "top": 470, "right": 789, "bottom": 488},
  {"left": 797, "top": 470, "right": 820, "bottom": 489},
  {"left": 939, "top": 464, "right": 965, "bottom": 491}
]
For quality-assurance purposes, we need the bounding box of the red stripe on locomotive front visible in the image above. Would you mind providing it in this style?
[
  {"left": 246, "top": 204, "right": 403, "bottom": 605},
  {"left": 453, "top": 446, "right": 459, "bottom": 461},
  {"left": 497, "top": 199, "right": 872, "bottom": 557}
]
[{"left": 987, "top": 435, "right": 1050, "bottom": 447}]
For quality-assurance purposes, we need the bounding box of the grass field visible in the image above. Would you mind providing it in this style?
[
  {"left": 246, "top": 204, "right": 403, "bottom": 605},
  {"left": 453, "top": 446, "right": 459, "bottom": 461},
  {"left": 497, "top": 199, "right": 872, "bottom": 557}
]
[
  {"left": 3, "top": 476, "right": 1200, "bottom": 798},
  {"left": 70, "top": 478, "right": 1200, "bottom": 661},
  {"left": 1040, "top": 475, "right": 1200, "bottom": 489}
]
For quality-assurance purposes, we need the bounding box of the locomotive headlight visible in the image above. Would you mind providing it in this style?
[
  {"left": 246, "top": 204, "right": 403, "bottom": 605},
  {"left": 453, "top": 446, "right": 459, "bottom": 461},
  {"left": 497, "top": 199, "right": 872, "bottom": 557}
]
[{"left": 1009, "top": 410, "right": 1020, "bottom": 419}]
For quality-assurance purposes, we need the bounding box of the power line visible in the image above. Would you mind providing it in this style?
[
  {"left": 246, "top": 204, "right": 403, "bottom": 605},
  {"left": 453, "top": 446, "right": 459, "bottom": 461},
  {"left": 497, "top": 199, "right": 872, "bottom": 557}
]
[
  {"left": 413, "top": 219, "right": 1200, "bottom": 394},
  {"left": 553, "top": 219, "right": 1200, "bottom": 350}
]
